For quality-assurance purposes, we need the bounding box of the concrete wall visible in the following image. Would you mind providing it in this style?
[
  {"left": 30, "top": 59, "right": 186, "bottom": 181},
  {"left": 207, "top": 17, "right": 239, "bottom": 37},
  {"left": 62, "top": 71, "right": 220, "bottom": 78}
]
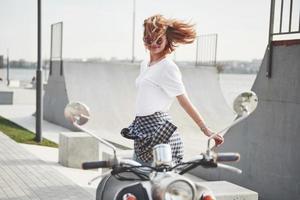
[
  {"left": 192, "top": 40, "right": 300, "bottom": 200},
  {"left": 0, "top": 91, "right": 13, "bottom": 104},
  {"left": 43, "top": 61, "right": 76, "bottom": 131}
]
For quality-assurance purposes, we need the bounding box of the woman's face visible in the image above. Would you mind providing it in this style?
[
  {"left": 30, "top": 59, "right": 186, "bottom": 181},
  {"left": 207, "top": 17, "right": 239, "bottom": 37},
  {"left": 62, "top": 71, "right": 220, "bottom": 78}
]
[{"left": 144, "top": 34, "right": 168, "bottom": 55}]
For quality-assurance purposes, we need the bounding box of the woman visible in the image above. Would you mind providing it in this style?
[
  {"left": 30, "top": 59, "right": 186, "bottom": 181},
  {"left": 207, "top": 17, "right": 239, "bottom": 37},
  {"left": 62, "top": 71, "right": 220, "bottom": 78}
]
[{"left": 121, "top": 14, "right": 224, "bottom": 165}]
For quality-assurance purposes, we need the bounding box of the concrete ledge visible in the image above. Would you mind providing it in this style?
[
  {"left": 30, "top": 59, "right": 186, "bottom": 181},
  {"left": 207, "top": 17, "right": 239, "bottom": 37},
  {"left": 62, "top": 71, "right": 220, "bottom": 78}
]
[
  {"left": 0, "top": 91, "right": 13, "bottom": 104},
  {"left": 197, "top": 181, "right": 258, "bottom": 200},
  {"left": 59, "top": 132, "right": 99, "bottom": 169},
  {"left": 8, "top": 80, "right": 20, "bottom": 88}
]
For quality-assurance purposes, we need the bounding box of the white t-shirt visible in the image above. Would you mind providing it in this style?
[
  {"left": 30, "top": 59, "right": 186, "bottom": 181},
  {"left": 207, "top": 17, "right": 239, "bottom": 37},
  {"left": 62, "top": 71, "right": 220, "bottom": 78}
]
[{"left": 135, "top": 57, "right": 186, "bottom": 116}]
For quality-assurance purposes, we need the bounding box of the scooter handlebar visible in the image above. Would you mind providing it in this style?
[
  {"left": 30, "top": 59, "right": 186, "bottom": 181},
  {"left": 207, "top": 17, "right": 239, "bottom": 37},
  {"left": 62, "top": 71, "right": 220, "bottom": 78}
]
[
  {"left": 82, "top": 161, "right": 112, "bottom": 169},
  {"left": 216, "top": 152, "right": 240, "bottom": 162},
  {"left": 82, "top": 159, "right": 141, "bottom": 170}
]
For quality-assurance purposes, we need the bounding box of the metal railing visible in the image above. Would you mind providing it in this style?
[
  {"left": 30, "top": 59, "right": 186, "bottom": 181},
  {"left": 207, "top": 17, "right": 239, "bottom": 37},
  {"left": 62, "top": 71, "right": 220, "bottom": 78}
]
[
  {"left": 267, "top": 0, "right": 300, "bottom": 78},
  {"left": 50, "top": 22, "right": 63, "bottom": 76},
  {"left": 195, "top": 33, "right": 218, "bottom": 67}
]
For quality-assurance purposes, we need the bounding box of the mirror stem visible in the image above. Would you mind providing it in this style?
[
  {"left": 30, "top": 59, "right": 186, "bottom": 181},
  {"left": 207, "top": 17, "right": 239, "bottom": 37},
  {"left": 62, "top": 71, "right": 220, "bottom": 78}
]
[
  {"left": 207, "top": 112, "right": 248, "bottom": 152},
  {"left": 217, "top": 114, "right": 247, "bottom": 135},
  {"left": 72, "top": 122, "right": 117, "bottom": 158}
]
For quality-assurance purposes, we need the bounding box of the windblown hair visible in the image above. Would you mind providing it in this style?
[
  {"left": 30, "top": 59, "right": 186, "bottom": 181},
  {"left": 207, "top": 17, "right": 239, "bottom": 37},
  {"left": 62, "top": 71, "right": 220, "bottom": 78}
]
[{"left": 143, "top": 14, "right": 196, "bottom": 55}]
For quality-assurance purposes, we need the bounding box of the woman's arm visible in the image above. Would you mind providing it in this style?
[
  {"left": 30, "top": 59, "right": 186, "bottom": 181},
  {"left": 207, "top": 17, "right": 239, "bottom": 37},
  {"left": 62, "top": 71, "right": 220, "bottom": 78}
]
[{"left": 176, "top": 94, "right": 224, "bottom": 145}]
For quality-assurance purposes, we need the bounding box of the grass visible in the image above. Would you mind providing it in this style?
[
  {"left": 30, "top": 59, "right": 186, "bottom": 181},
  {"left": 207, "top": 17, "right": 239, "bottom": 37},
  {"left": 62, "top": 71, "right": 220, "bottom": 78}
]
[{"left": 0, "top": 116, "right": 58, "bottom": 148}]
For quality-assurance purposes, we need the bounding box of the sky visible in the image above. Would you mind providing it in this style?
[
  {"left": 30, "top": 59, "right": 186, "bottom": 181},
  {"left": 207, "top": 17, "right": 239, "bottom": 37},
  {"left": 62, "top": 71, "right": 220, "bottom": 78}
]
[{"left": 0, "top": 0, "right": 298, "bottom": 62}]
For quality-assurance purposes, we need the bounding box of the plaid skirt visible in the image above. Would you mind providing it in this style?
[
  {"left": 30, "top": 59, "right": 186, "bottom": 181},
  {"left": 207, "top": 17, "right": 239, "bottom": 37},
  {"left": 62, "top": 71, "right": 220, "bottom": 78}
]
[{"left": 121, "top": 112, "right": 184, "bottom": 164}]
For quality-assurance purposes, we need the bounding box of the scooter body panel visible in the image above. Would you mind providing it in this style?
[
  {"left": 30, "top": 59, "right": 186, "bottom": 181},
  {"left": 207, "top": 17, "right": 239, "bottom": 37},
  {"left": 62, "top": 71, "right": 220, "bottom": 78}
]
[{"left": 96, "top": 172, "right": 149, "bottom": 200}]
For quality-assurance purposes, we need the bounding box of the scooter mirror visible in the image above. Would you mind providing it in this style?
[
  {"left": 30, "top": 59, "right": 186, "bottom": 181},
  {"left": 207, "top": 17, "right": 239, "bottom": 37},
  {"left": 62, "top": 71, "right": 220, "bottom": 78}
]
[
  {"left": 207, "top": 91, "right": 258, "bottom": 152},
  {"left": 233, "top": 91, "right": 258, "bottom": 117},
  {"left": 64, "top": 102, "right": 90, "bottom": 125}
]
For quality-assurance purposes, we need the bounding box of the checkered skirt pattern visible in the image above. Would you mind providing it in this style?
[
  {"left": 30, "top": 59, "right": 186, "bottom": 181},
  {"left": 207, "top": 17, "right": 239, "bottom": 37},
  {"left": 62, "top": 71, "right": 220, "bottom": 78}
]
[{"left": 121, "top": 112, "right": 184, "bottom": 164}]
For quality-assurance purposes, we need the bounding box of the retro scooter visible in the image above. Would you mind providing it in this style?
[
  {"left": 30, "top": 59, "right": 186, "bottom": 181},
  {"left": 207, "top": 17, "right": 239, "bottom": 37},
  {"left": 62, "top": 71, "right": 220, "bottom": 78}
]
[{"left": 64, "top": 91, "right": 258, "bottom": 200}]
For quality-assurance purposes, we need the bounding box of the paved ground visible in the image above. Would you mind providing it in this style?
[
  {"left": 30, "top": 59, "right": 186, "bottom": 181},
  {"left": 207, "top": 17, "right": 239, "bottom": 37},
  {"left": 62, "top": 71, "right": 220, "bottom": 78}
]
[
  {"left": 0, "top": 132, "right": 94, "bottom": 200},
  {"left": 0, "top": 131, "right": 258, "bottom": 200},
  {"left": 0, "top": 83, "right": 101, "bottom": 199}
]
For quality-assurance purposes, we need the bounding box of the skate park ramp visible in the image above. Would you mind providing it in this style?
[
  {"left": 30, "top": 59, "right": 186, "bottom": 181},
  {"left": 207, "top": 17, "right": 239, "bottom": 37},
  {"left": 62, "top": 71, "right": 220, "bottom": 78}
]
[
  {"left": 44, "top": 60, "right": 235, "bottom": 157},
  {"left": 192, "top": 40, "right": 300, "bottom": 200}
]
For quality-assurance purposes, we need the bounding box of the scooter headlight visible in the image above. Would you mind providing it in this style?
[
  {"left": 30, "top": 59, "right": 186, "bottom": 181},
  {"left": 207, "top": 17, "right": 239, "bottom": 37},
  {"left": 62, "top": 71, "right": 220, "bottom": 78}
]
[
  {"left": 152, "top": 174, "right": 195, "bottom": 200},
  {"left": 164, "top": 180, "right": 194, "bottom": 200}
]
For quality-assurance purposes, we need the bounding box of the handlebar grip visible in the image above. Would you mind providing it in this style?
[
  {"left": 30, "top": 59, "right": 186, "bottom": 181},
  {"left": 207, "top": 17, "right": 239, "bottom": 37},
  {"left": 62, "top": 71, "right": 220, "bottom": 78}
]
[
  {"left": 82, "top": 161, "right": 111, "bottom": 169},
  {"left": 216, "top": 153, "right": 240, "bottom": 162}
]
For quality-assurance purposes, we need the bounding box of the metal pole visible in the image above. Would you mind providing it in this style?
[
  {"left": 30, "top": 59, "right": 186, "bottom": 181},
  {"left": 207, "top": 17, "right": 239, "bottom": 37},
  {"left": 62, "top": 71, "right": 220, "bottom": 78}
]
[
  {"left": 214, "top": 34, "right": 218, "bottom": 67},
  {"left": 209, "top": 35, "right": 212, "bottom": 65},
  {"left": 267, "top": 0, "right": 275, "bottom": 78},
  {"left": 289, "top": 0, "right": 293, "bottom": 32},
  {"left": 131, "top": 0, "right": 136, "bottom": 63},
  {"left": 280, "top": 0, "right": 284, "bottom": 33},
  {"left": 6, "top": 49, "right": 10, "bottom": 86},
  {"left": 299, "top": 5, "right": 300, "bottom": 31},
  {"left": 35, "top": 0, "right": 43, "bottom": 142}
]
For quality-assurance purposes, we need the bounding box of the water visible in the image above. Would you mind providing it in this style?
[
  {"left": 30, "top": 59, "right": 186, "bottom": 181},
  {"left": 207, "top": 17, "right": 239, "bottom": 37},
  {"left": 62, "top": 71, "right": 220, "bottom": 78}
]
[{"left": 0, "top": 68, "right": 49, "bottom": 83}]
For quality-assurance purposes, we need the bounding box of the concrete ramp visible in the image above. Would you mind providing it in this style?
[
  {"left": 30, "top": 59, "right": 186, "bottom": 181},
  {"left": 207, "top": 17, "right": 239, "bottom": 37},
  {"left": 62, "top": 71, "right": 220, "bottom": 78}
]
[
  {"left": 43, "top": 61, "right": 234, "bottom": 157},
  {"left": 43, "top": 61, "right": 74, "bottom": 130},
  {"left": 192, "top": 40, "right": 300, "bottom": 200}
]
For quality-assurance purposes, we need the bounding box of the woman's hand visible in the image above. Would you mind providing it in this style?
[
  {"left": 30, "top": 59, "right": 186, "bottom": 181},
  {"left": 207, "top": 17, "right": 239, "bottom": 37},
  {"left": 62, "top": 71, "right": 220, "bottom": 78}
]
[
  {"left": 212, "top": 133, "right": 224, "bottom": 146},
  {"left": 204, "top": 128, "right": 224, "bottom": 147}
]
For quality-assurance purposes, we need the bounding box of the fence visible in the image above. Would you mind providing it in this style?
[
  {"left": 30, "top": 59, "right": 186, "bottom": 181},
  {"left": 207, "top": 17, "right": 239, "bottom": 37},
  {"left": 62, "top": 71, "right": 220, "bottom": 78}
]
[
  {"left": 195, "top": 33, "right": 218, "bottom": 67},
  {"left": 50, "top": 22, "right": 63, "bottom": 76},
  {"left": 267, "top": 0, "right": 300, "bottom": 77}
]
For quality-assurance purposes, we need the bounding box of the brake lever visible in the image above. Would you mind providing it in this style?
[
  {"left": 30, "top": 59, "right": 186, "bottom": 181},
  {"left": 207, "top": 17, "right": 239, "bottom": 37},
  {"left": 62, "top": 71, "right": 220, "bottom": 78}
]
[
  {"left": 217, "top": 163, "right": 242, "bottom": 174},
  {"left": 210, "top": 145, "right": 218, "bottom": 152}
]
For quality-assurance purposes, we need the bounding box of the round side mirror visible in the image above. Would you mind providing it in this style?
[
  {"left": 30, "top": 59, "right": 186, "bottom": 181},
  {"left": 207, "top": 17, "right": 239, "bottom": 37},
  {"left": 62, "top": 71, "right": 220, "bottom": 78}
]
[
  {"left": 233, "top": 91, "right": 258, "bottom": 117},
  {"left": 64, "top": 102, "right": 90, "bottom": 126}
]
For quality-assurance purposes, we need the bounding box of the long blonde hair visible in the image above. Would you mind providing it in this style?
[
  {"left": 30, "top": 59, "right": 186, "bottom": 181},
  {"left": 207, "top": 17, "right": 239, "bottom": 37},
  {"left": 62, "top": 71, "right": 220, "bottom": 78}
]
[{"left": 143, "top": 14, "right": 196, "bottom": 55}]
